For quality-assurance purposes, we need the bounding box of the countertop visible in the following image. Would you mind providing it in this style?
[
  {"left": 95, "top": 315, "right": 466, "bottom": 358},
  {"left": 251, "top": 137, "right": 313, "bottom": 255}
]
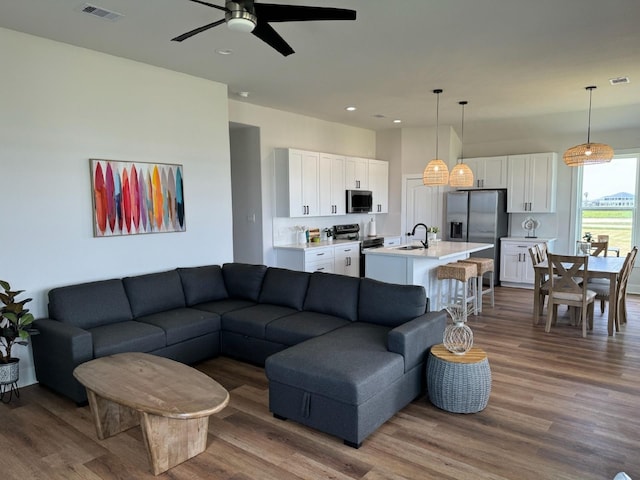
[
  {"left": 363, "top": 240, "right": 493, "bottom": 260},
  {"left": 274, "top": 239, "right": 361, "bottom": 251},
  {"left": 501, "top": 237, "right": 557, "bottom": 242}
]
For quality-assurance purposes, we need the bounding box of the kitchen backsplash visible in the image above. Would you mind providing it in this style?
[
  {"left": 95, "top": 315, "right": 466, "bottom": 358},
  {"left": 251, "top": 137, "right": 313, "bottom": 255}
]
[{"left": 273, "top": 214, "right": 388, "bottom": 245}]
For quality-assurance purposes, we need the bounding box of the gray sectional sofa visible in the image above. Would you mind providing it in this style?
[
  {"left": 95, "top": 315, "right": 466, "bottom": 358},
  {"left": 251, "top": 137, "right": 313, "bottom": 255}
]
[{"left": 32, "top": 263, "right": 446, "bottom": 447}]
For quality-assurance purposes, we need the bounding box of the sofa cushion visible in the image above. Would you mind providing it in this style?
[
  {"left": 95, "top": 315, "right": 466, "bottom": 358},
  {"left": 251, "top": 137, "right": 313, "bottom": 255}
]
[
  {"left": 136, "top": 308, "right": 221, "bottom": 346},
  {"left": 259, "top": 268, "right": 310, "bottom": 310},
  {"left": 303, "top": 272, "right": 360, "bottom": 322},
  {"left": 222, "top": 304, "right": 297, "bottom": 339},
  {"left": 48, "top": 279, "right": 133, "bottom": 329},
  {"left": 123, "top": 270, "right": 186, "bottom": 318},
  {"left": 222, "top": 263, "right": 268, "bottom": 301},
  {"left": 193, "top": 298, "right": 257, "bottom": 315},
  {"left": 358, "top": 278, "right": 427, "bottom": 327},
  {"left": 177, "top": 265, "right": 228, "bottom": 306},
  {"left": 265, "top": 311, "right": 350, "bottom": 346},
  {"left": 265, "top": 322, "right": 404, "bottom": 405},
  {"left": 90, "top": 321, "right": 166, "bottom": 357}
]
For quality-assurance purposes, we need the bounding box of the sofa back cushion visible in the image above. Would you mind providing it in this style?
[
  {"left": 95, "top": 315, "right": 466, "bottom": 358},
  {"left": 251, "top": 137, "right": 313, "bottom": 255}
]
[
  {"left": 259, "top": 268, "right": 310, "bottom": 310},
  {"left": 303, "top": 272, "right": 360, "bottom": 322},
  {"left": 177, "top": 265, "right": 228, "bottom": 306},
  {"left": 222, "top": 263, "right": 268, "bottom": 301},
  {"left": 48, "top": 279, "right": 133, "bottom": 329},
  {"left": 358, "top": 278, "right": 427, "bottom": 327},
  {"left": 123, "top": 270, "right": 186, "bottom": 318}
]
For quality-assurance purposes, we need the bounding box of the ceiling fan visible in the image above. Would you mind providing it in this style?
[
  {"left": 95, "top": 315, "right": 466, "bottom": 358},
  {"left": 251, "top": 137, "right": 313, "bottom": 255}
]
[{"left": 172, "top": 0, "right": 357, "bottom": 57}]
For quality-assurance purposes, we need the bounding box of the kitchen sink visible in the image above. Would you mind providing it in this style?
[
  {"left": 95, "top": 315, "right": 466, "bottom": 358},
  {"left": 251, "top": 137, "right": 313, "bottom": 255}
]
[{"left": 395, "top": 245, "right": 424, "bottom": 250}]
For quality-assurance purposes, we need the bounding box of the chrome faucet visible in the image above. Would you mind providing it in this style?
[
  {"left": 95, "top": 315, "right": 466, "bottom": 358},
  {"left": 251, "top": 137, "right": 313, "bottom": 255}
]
[{"left": 407, "top": 223, "right": 429, "bottom": 248}]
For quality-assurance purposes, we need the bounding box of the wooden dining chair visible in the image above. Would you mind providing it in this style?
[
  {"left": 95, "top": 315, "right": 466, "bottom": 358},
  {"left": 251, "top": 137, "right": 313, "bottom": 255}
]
[
  {"left": 537, "top": 242, "right": 549, "bottom": 262},
  {"left": 528, "top": 245, "right": 548, "bottom": 312},
  {"left": 546, "top": 254, "right": 596, "bottom": 338},
  {"left": 590, "top": 241, "right": 608, "bottom": 257},
  {"left": 597, "top": 234, "right": 621, "bottom": 257},
  {"left": 586, "top": 247, "right": 637, "bottom": 329}
]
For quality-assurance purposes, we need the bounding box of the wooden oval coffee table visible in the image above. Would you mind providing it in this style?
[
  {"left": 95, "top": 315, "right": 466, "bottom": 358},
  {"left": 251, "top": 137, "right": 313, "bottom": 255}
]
[{"left": 73, "top": 352, "right": 229, "bottom": 475}]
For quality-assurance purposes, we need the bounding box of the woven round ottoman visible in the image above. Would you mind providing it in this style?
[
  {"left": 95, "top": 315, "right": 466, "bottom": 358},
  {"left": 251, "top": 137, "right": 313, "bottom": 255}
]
[{"left": 427, "top": 344, "right": 491, "bottom": 413}]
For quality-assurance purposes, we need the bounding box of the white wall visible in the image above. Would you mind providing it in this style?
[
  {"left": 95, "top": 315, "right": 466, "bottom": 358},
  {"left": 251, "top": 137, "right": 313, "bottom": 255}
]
[
  {"left": 1, "top": 28, "right": 233, "bottom": 386},
  {"left": 228, "top": 101, "right": 377, "bottom": 265}
]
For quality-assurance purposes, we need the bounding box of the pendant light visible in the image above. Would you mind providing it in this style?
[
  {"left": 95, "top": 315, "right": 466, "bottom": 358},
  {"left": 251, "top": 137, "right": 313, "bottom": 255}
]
[
  {"left": 563, "top": 86, "right": 614, "bottom": 167},
  {"left": 449, "top": 100, "right": 474, "bottom": 187},
  {"left": 423, "top": 89, "right": 449, "bottom": 186}
]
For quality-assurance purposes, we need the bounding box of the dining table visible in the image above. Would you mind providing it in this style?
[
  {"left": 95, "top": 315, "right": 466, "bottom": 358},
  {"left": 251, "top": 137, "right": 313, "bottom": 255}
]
[{"left": 532, "top": 255, "right": 626, "bottom": 336}]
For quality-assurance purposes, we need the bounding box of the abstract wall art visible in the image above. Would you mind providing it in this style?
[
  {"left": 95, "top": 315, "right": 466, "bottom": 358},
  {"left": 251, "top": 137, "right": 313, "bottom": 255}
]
[{"left": 90, "top": 159, "right": 186, "bottom": 237}]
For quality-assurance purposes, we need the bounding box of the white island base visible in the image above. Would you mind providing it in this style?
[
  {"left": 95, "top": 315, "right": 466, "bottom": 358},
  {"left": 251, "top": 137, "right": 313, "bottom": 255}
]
[{"left": 364, "top": 241, "right": 493, "bottom": 310}]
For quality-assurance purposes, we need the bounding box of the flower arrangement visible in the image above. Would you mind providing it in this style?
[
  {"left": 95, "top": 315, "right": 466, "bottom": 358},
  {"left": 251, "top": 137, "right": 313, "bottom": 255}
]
[
  {"left": 427, "top": 226, "right": 439, "bottom": 233},
  {"left": 582, "top": 232, "right": 593, "bottom": 242}
]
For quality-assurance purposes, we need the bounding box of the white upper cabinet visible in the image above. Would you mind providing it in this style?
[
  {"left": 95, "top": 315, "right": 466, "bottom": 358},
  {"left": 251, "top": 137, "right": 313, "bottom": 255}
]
[
  {"left": 368, "top": 159, "right": 389, "bottom": 213},
  {"left": 275, "top": 148, "right": 320, "bottom": 217},
  {"left": 345, "top": 157, "right": 369, "bottom": 190},
  {"left": 319, "top": 153, "right": 346, "bottom": 216},
  {"left": 507, "top": 153, "right": 557, "bottom": 213},
  {"left": 462, "top": 156, "right": 508, "bottom": 189}
]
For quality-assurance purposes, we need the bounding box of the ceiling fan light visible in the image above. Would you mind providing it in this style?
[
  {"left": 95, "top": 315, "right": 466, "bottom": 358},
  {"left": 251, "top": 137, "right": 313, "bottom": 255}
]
[{"left": 227, "top": 16, "right": 256, "bottom": 33}]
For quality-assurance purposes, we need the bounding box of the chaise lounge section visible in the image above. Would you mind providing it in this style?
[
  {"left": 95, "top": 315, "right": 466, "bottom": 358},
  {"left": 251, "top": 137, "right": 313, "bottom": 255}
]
[{"left": 32, "top": 263, "right": 446, "bottom": 447}]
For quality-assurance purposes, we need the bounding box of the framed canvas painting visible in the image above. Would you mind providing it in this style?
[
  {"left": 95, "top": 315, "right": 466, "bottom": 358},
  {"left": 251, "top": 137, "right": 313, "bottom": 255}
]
[{"left": 90, "top": 159, "right": 186, "bottom": 237}]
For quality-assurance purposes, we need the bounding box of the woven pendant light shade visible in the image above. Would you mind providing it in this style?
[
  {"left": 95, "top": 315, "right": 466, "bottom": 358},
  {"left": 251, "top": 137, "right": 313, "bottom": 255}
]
[
  {"left": 449, "top": 100, "right": 474, "bottom": 187},
  {"left": 423, "top": 159, "right": 449, "bottom": 185},
  {"left": 423, "top": 89, "right": 449, "bottom": 186},
  {"left": 564, "top": 86, "right": 614, "bottom": 167},
  {"left": 563, "top": 142, "right": 614, "bottom": 166},
  {"left": 449, "top": 163, "right": 474, "bottom": 187}
]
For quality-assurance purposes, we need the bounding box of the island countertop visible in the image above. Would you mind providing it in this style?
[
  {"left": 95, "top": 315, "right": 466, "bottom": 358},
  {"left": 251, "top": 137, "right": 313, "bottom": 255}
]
[{"left": 364, "top": 241, "right": 494, "bottom": 260}]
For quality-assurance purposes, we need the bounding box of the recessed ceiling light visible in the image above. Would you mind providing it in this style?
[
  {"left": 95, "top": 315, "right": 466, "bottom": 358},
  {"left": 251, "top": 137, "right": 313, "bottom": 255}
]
[
  {"left": 345, "top": 106, "right": 357, "bottom": 112},
  {"left": 216, "top": 49, "right": 233, "bottom": 55},
  {"left": 393, "top": 119, "right": 402, "bottom": 124},
  {"left": 609, "top": 76, "right": 630, "bottom": 85},
  {"left": 373, "top": 114, "right": 385, "bottom": 118},
  {"left": 237, "top": 91, "right": 250, "bottom": 98}
]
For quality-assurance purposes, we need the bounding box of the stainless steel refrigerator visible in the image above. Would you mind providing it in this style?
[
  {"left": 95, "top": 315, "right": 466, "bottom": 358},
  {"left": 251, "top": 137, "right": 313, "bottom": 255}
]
[{"left": 445, "top": 190, "right": 508, "bottom": 285}]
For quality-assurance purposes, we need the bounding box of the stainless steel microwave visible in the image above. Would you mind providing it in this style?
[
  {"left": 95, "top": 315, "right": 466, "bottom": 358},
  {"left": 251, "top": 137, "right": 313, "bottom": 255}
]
[{"left": 346, "top": 190, "right": 373, "bottom": 213}]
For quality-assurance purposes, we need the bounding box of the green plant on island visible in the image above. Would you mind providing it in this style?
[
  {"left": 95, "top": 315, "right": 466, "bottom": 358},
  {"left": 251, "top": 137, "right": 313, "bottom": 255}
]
[
  {"left": 427, "top": 226, "right": 439, "bottom": 233},
  {"left": 0, "top": 280, "right": 36, "bottom": 364}
]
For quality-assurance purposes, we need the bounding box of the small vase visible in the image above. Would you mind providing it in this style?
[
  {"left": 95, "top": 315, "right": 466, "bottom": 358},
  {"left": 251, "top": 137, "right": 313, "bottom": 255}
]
[
  {"left": 427, "top": 232, "right": 437, "bottom": 243},
  {"left": 443, "top": 305, "right": 474, "bottom": 355}
]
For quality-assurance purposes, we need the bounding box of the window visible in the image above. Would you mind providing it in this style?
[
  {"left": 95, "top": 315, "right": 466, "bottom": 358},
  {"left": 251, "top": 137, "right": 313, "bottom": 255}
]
[{"left": 577, "top": 154, "right": 638, "bottom": 257}]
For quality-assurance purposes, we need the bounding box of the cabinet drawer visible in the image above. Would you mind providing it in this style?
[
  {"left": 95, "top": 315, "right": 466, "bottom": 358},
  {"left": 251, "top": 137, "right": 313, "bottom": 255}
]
[
  {"left": 304, "top": 247, "right": 334, "bottom": 263},
  {"left": 305, "top": 259, "right": 335, "bottom": 273}
]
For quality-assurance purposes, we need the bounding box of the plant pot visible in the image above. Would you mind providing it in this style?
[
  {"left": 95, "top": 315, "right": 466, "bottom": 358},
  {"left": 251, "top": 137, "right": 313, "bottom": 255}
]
[{"left": 0, "top": 358, "right": 19, "bottom": 385}]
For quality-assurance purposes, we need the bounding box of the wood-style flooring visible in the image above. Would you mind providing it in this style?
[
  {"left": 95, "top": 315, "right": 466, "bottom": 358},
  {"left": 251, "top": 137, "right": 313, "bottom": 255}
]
[{"left": 2, "top": 287, "right": 639, "bottom": 480}]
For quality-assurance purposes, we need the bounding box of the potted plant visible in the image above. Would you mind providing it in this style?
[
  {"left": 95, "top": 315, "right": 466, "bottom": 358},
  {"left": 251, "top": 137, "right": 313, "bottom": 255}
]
[
  {"left": 427, "top": 226, "right": 439, "bottom": 243},
  {"left": 0, "top": 280, "right": 36, "bottom": 387}
]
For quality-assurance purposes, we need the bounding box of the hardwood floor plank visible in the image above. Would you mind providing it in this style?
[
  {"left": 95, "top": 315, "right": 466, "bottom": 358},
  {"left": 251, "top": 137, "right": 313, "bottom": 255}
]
[{"left": 2, "top": 287, "right": 639, "bottom": 479}]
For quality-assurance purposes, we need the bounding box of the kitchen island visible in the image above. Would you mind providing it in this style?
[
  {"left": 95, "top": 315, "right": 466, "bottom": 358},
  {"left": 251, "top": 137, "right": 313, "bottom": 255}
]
[{"left": 364, "top": 241, "right": 493, "bottom": 309}]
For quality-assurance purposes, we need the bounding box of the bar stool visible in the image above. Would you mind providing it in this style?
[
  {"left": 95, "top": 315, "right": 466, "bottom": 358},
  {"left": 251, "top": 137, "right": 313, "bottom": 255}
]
[
  {"left": 436, "top": 262, "right": 478, "bottom": 320},
  {"left": 458, "top": 257, "right": 495, "bottom": 313}
]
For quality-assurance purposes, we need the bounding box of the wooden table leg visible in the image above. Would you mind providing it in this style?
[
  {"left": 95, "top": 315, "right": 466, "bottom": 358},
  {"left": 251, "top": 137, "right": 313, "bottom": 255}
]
[
  {"left": 607, "top": 272, "right": 617, "bottom": 336},
  {"left": 86, "top": 389, "right": 140, "bottom": 440},
  {"left": 139, "top": 412, "right": 210, "bottom": 475},
  {"left": 533, "top": 269, "right": 541, "bottom": 324}
]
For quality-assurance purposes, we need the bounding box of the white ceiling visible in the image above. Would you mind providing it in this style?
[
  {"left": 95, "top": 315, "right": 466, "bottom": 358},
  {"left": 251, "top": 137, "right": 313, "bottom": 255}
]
[{"left": 2, "top": 0, "right": 640, "bottom": 144}]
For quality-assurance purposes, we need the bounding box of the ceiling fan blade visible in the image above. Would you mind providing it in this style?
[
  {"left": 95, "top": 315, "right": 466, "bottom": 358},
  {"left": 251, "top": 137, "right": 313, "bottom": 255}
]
[
  {"left": 172, "top": 18, "right": 226, "bottom": 42},
  {"left": 251, "top": 21, "right": 294, "bottom": 56},
  {"left": 254, "top": 4, "right": 356, "bottom": 23},
  {"left": 185, "top": 0, "right": 227, "bottom": 12}
]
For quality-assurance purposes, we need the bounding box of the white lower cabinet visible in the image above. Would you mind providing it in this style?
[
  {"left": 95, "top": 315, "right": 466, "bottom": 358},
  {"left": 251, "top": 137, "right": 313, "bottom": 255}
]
[
  {"left": 275, "top": 242, "right": 361, "bottom": 277},
  {"left": 333, "top": 244, "right": 360, "bottom": 277},
  {"left": 500, "top": 238, "right": 556, "bottom": 288}
]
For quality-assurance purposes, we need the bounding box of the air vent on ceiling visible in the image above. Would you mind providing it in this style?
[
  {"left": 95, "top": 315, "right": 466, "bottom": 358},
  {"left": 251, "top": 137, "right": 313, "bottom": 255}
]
[
  {"left": 77, "top": 3, "right": 124, "bottom": 21},
  {"left": 609, "top": 76, "right": 630, "bottom": 85}
]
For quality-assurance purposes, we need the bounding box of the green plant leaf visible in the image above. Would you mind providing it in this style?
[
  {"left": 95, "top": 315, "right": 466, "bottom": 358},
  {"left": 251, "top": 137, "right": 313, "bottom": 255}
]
[{"left": 0, "top": 280, "right": 9, "bottom": 291}]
